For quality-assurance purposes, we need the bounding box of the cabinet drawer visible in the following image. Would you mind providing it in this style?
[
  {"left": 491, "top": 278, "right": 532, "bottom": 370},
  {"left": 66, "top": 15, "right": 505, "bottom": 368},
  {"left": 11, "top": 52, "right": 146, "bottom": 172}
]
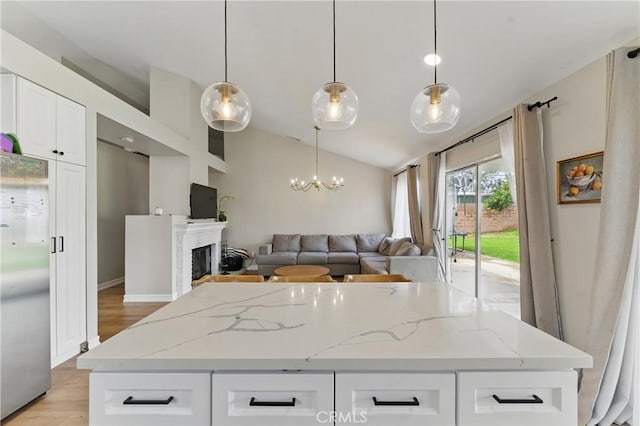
[
  {"left": 212, "top": 371, "right": 333, "bottom": 426},
  {"left": 90, "top": 372, "right": 211, "bottom": 426},
  {"left": 335, "top": 372, "right": 455, "bottom": 426},
  {"left": 457, "top": 371, "right": 577, "bottom": 426}
]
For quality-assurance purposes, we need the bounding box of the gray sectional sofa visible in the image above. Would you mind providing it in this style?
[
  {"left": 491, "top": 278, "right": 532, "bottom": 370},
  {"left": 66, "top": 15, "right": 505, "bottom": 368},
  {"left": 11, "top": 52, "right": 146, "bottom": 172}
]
[{"left": 257, "top": 233, "right": 439, "bottom": 282}]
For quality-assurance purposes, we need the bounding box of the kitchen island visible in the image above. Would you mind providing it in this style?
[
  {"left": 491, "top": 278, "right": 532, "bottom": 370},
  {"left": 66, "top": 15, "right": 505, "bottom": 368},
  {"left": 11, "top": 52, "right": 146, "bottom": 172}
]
[{"left": 78, "top": 282, "right": 591, "bottom": 426}]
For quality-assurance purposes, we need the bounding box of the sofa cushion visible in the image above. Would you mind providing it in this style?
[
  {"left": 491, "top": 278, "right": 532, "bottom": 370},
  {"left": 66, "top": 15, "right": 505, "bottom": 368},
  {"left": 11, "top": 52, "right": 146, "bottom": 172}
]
[
  {"left": 297, "top": 252, "right": 328, "bottom": 265},
  {"left": 377, "top": 237, "right": 395, "bottom": 255},
  {"left": 256, "top": 251, "right": 298, "bottom": 265},
  {"left": 301, "top": 234, "right": 329, "bottom": 252},
  {"left": 388, "top": 238, "right": 412, "bottom": 256},
  {"left": 360, "top": 259, "right": 388, "bottom": 274},
  {"left": 357, "top": 233, "right": 386, "bottom": 252},
  {"left": 358, "top": 252, "right": 383, "bottom": 258},
  {"left": 395, "top": 242, "right": 422, "bottom": 256},
  {"left": 272, "top": 234, "right": 301, "bottom": 252},
  {"left": 328, "top": 252, "right": 360, "bottom": 265},
  {"left": 329, "top": 234, "right": 357, "bottom": 252}
]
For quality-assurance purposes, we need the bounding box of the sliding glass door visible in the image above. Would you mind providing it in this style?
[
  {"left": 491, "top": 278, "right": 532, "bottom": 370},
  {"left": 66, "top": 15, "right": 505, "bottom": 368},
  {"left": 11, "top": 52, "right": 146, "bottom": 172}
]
[{"left": 445, "top": 158, "right": 520, "bottom": 317}]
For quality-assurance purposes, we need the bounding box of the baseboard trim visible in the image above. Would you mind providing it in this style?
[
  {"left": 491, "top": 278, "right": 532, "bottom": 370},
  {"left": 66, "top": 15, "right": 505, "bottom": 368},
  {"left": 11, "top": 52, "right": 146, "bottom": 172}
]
[
  {"left": 98, "top": 277, "right": 124, "bottom": 292},
  {"left": 87, "top": 335, "right": 101, "bottom": 350},
  {"left": 123, "top": 294, "right": 173, "bottom": 303}
]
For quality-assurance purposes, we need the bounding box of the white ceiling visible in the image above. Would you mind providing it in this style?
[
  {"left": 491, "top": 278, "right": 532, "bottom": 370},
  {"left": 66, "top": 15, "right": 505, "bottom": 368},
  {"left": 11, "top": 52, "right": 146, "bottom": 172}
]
[{"left": 2, "top": 1, "right": 638, "bottom": 170}]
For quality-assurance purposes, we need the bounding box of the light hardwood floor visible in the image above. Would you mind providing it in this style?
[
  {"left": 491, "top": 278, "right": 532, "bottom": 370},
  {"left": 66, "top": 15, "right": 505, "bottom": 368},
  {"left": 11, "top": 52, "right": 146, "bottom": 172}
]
[{"left": 3, "top": 284, "right": 167, "bottom": 426}]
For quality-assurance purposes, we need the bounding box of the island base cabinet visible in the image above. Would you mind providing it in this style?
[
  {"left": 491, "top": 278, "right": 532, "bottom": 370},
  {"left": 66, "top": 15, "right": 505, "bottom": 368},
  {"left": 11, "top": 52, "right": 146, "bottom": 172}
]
[
  {"left": 212, "top": 372, "right": 333, "bottom": 426},
  {"left": 89, "top": 372, "right": 211, "bottom": 426},
  {"left": 335, "top": 372, "right": 455, "bottom": 426},
  {"left": 457, "top": 371, "right": 577, "bottom": 426}
]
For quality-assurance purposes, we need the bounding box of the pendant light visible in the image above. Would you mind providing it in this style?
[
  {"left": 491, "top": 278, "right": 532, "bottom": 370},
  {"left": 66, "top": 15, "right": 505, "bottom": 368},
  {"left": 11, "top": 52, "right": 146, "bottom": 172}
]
[
  {"left": 311, "top": 0, "right": 359, "bottom": 131},
  {"left": 410, "top": 0, "right": 461, "bottom": 133},
  {"left": 201, "top": 0, "right": 251, "bottom": 132}
]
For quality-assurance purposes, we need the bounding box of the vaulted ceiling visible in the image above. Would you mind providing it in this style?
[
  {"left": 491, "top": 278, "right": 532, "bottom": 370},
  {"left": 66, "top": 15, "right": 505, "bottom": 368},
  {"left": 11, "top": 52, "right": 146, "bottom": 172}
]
[{"left": 2, "top": 1, "right": 638, "bottom": 169}]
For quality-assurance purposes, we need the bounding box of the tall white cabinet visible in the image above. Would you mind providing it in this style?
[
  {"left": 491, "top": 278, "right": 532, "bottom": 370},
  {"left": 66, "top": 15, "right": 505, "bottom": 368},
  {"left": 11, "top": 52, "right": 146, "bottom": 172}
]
[{"left": 2, "top": 74, "right": 87, "bottom": 367}]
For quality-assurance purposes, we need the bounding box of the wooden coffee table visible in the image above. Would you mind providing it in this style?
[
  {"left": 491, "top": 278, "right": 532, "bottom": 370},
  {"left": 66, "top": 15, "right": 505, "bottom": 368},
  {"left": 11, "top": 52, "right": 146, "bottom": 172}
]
[{"left": 274, "top": 265, "right": 330, "bottom": 277}]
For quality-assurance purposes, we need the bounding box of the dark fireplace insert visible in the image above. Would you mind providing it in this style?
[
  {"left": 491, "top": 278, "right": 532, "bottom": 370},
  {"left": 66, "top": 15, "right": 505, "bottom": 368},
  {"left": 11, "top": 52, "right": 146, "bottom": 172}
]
[{"left": 192, "top": 245, "right": 212, "bottom": 280}]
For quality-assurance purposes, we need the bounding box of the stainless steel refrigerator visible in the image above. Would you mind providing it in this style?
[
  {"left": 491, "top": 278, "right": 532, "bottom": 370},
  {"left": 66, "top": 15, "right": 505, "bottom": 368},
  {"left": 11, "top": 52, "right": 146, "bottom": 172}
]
[{"left": 0, "top": 152, "right": 51, "bottom": 419}]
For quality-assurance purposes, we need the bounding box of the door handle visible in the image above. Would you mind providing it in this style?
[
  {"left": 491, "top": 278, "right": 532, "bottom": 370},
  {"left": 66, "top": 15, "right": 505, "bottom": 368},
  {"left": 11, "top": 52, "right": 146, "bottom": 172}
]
[
  {"left": 372, "top": 397, "right": 420, "bottom": 406},
  {"left": 59, "top": 236, "right": 64, "bottom": 253},
  {"left": 52, "top": 149, "right": 58, "bottom": 154},
  {"left": 249, "top": 397, "right": 296, "bottom": 407},
  {"left": 122, "top": 396, "right": 174, "bottom": 405},
  {"left": 58, "top": 151, "right": 64, "bottom": 156},
  {"left": 51, "top": 237, "right": 56, "bottom": 253},
  {"left": 492, "top": 394, "right": 543, "bottom": 404}
]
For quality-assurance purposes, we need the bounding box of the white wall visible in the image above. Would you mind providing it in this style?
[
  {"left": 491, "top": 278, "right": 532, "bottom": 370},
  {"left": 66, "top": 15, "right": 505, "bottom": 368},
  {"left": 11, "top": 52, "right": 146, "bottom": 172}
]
[
  {"left": 97, "top": 141, "right": 149, "bottom": 284},
  {"left": 209, "top": 126, "right": 392, "bottom": 253}
]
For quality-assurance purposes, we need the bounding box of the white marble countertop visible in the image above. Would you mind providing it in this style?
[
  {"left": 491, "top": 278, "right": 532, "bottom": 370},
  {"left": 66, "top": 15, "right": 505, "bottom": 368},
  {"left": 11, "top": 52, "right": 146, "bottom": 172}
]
[{"left": 78, "top": 282, "right": 592, "bottom": 371}]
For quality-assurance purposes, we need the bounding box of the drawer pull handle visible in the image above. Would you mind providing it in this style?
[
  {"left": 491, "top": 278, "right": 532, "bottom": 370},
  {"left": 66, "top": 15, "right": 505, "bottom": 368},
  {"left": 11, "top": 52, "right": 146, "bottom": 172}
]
[
  {"left": 249, "top": 397, "right": 296, "bottom": 407},
  {"left": 372, "top": 397, "right": 420, "bottom": 406},
  {"left": 123, "top": 396, "right": 175, "bottom": 405},
  {"left": 492, "top": 394, "right": 543, "bottom": 404}
]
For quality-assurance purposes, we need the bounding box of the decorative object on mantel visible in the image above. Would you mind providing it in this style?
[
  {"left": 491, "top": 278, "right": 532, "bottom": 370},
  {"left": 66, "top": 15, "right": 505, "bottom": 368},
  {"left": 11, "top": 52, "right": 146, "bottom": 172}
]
[
  {"left": 200, "top": 0, "right": 251, "bottom": 132},
  {"left": 217, "top": 195, "right": 234, "bottom": 221},
  {"left": 410, "top": 0, "right": 461, "bottom": 134},
  {"left": 290, "top": 126, "right": 344, "bottom": 192},
  {"left": 557, "top": 151, "right": 604, "bottom": 204},
  {"left": 311, "top": 0, "right": 359, "bottom": 130}
]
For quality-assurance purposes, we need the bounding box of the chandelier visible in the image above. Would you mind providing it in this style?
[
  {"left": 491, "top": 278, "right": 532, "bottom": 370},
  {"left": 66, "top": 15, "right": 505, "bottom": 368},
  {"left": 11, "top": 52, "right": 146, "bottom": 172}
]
[{"left": 290, "top": 126, "right": 344, "bottom": 192}]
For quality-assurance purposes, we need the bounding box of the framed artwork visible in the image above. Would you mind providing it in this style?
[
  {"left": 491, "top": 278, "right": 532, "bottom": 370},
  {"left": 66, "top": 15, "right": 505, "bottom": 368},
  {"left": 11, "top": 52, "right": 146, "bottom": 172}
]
[{"left": 557, "top": 151, "right": 604, "bottom": 204}]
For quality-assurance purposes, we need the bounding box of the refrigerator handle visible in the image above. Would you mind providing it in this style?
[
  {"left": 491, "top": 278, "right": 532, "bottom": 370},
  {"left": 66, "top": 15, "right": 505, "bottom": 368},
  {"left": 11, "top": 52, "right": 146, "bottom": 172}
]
[
  {"left": 51, "top": 237, "right": 56, "bottom": 254},
  {"left": 59, "top": 236, "right": 64, "bottom": 253}
]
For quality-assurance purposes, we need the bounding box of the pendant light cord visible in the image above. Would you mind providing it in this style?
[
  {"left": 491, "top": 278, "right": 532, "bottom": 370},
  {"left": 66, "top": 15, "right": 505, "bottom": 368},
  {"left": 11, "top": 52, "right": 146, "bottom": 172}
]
[
  {"left": 433, "top": 0, "right": 438, "bottom": 84},
  {"left": 315, "top": 126, "right": 320, "bottom": 178},
  {"left": 224, "top": 0, "right": 228, "bottom": 82},
  {"left": 333, "top": 0, "right": 336, "bottom": 82}
]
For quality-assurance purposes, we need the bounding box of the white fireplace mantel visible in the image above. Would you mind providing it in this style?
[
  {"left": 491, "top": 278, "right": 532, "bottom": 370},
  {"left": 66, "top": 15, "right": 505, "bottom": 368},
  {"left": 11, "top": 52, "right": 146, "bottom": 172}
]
[{"left": 124, "top": 215, "right": 227, "bottom": 302}]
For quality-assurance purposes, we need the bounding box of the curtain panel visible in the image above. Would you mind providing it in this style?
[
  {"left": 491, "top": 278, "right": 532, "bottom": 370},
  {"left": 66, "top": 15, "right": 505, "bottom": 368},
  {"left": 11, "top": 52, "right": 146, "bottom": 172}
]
[
  {"left": 579, "top": 46, "right": 640, "bottom": 426},
  {"left": 427, "top": 152, "right": 447, "bottom": 282},
  {"left": 513, "top": 104, "right": 563, "bottom": 340},
  {"left": 407, "top": 166, "right": 424, "bottom": 245}
]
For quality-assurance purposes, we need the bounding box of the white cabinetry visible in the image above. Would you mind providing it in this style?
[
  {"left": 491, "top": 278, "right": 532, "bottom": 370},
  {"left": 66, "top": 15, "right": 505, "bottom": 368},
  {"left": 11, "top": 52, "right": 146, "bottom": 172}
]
[
  {"left": 15, "top": 76, "right": 86, "bottom": 165},
  {"left": 335, "top": 372, "right": 455, "bottom": 425},
  {"left": 50, "top": 162, "right": 86, "bottom": 366},
  {"left": 457, "top": 371, "right": 577, "bottom": 426},
  {"left": 2, "top": 74, "right": 87, "bottom": 367},
  {"left": 90, "top": 372, "right": 211, "bottom": 426},
  {"left": 212, "top": 372, "right": 333, "bottom": 426}
]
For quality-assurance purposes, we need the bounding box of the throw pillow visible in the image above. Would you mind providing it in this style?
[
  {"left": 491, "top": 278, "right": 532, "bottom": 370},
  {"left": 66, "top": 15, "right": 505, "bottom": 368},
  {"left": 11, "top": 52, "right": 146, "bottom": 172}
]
[
  {"left": 272, "top": 234, "right": 301, "bottom": 252},
  {"left": 395, "top": 242, "right": 422, "bottom": 256},
  {"left": 388, "top": 238, "right": 411, "bottom": 256},
  {"left": 377, "top": 237, "right": 394, "bottom": 255}
]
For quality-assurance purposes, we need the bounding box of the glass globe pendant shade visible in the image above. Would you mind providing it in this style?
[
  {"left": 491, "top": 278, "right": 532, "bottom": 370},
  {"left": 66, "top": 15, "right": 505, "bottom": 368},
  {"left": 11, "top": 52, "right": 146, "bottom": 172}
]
[
  {"left": 200, "top": 81, "right": 251, "bottom": 132},
  {"left": 311, "top": 82, "right": 359, "bottom": 131},
  {"left": 410, "top": 83, "right": 461, "bottom": 134}
]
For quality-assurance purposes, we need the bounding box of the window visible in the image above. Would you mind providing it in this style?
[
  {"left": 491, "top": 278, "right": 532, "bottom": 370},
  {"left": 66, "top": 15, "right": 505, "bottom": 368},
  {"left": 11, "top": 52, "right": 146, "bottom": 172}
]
[{"left": 392, "top": 171, "right": 411, "bottom": 239}]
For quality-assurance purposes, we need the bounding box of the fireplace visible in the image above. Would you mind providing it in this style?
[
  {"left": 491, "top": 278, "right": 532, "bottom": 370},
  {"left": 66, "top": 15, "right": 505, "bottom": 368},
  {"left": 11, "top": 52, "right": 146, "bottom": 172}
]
[{"left": 192, "top": 245, "right": 212, "bottom": 280}]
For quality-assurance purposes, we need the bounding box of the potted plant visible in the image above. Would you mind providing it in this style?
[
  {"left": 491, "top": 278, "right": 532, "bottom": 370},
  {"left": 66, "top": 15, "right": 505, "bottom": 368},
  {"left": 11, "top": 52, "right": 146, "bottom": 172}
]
[{"left": 218, "top": 195, "right": 235, "bottom": 222}]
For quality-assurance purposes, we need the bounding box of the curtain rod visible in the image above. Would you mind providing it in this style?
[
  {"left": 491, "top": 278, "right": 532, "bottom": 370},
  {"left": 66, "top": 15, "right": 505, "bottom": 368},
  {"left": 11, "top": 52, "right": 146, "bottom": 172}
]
[
  {"left": 628, "top": 47, "right": 640, "bottom": 59},
  {"left": 394, "top": 164, "right": 419, "bottom": 177},
  {"left": 435, "top": 96, "right": 557, "bottom": 157}
]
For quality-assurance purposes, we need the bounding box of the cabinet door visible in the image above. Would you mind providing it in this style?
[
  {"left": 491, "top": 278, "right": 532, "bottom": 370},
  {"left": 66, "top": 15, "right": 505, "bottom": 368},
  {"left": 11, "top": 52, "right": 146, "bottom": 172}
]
[
  {"left": 53, "top": 162, "right": 86, "bottom": 365},
  {"left": 1, "top": 74, "right": 16, "bottom": 134},
  {"left": 56, "top": 96, "right": 86, "bottom": 166},
  {"left": 17, "top": 78, "right": 57, "bottom": 160}
]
